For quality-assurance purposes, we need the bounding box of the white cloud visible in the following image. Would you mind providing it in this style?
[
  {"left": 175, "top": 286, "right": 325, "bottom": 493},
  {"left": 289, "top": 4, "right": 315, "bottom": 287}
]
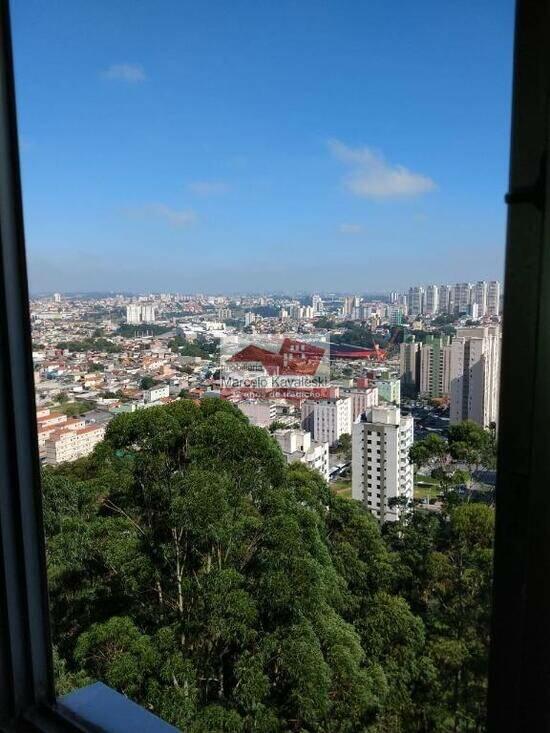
[
  {"left": 339, "top": 223, "right": 362, "bottom": 234},
  {"left": 329, "top": 139, "right": 436, "bottom": 199},
  {"left": 103, "top": 63, "right": 146, "bottom": 83},
  {"left": 186, "top": 181, "right": 230, "bottom": 196},
  {"left": 124, "top": 204, "right": 197, "bottom": 228}
]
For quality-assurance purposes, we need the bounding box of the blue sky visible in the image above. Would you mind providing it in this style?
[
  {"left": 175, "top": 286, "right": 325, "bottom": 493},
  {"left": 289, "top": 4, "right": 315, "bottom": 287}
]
[{"left": 11, "top": 0, "right": 514, "bottom": 294}]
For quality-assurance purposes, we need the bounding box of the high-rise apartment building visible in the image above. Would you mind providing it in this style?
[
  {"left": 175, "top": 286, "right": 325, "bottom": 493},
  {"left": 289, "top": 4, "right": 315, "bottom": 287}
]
[
  {"left": 301, "top": 397, "right": 352, "bottom": 446},
  {"left": 438, "top": 285, "right": 451, "bottom": 314},
  {"left": 487, "top": 281, "right": 501, "bottom": 316},
  {"left": 342, "top": 296, "right": 355, "bottom": 317},
  {"left": 126, "top": 303, "right": 156, "bottom": 324},
  {"left": 450, "top": 326, "right": 501, "bottom": 427},
  {"left": 407, "top": 286, "right": 424, "bottom": 316},
  {"left": 399, "top": 337, "right": 422, "bottom": 394},
  {"left": 472, "top": 281, "right": 488, "bottom": 317},
  {"left": 141, "top": 305, "right": 156, "bottom": 323},
  {"left": 452, "top": 282, "right": 473, "bottom": 315},
  {"left": 351, "top": 405, "right": 414, "bottom": 523},
  {"left": 126, "top": 304, "right": 142, "bottom": 324},
  {"left": 311, "top": 294, "right": 323, "bottom": 314},
  {"left": 419, "top": 334, "right": 452, "bottom": 398},
  {"left": 424, "top": 284, "right": 439, "bottom": 315}
]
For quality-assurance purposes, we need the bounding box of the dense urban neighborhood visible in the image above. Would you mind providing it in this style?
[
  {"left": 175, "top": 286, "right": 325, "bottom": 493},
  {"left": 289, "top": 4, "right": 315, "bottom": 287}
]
[{"left": 32, "top": 283, "right": 500, "bottom": 730}]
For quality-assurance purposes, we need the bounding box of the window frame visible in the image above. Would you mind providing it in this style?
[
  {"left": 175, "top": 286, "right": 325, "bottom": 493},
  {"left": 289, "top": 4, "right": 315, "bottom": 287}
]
[
  {"left": 0, "top": 0, "right": 548, "bottom": 730},
  {"left": 487, "top": 0, "right": 550, "bottom": 730}
]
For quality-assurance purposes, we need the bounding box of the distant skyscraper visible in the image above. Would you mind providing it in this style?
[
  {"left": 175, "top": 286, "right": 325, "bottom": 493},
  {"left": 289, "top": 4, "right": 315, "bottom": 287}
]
[
  {"left": 342, "top": 296, "right": 355, "bottom": 317},
  {"left": 126, "top": 304, "right": 142, "bottom": 324},
  {"left": 407, "top": 286, "right": 424, "bottom": 316},
  {"left": 452, "top": 282, "right": 473, "bottom": 315},
  {"left": 419, "top": 334, "right": 452, "bottom": 398},
  {"left": 352, "top": 405, "right": 414, "bottom": 523},
  {"left": 311, "top": 294, "right": 323, "bottom": 314},
  {"left": 389, "top": 291, "right": 399, "bottom": 304},
  {"left": 424, "top": 284, "right": 439, "bottom": 316},
  {"left": 487, "top": 281, "right": 501, "bottom": 316},
  {"left": 472, "top": 281, "right": 488, "bottom": 317},
  {"left": 141, "top": 305, "right": 156, "bottom": 323},
  {"left": 53, "top": 292, "right": 62, "bottom": 303},
  {"left": 438, "top": 285, "right": 451, "bottom": 314},
  {"left": 450, "top": 325, "right": 501, "bottom": 427},
  {"left": 388, "top": 306, "right": 405, "bottom": 325}
]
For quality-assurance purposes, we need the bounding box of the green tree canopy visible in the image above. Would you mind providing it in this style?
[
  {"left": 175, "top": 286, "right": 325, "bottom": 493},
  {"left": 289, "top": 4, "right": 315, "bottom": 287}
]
[{"left": 44, "top": 401, "right": 495, "bottom": 731}]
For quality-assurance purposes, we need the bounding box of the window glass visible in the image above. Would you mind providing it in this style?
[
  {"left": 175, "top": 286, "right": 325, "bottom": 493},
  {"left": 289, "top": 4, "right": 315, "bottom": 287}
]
[{"left": 12, "top": 2, "right": 512, "bottom": 730}]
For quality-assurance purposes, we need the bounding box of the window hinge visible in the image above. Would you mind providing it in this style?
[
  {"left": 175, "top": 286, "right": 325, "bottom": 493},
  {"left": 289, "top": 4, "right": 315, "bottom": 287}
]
[{"left": 505, "top": 152, "right": 547, "bottom": 211}]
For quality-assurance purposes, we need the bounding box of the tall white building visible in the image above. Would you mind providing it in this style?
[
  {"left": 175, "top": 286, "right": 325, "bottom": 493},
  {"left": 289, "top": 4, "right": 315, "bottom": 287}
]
[
  {"left": 126, "top": 304, "right": 142, "bottom": 324},
  {"left": 407, "top": 286, "right": 424, "bottom": 316},
  {"left": 301, "top": 397, "right": 352, "bottom": 446},
  {"left": 141, "top": 304, "right": 156, "bottom": 323},
  {"left": 452, "top": 282, "right": 473, "bottom": 315},
  {"left": 450, "top": 326, "right": 501, "bottom": 427},
  {"left": 352, "top": 406, "right": 414, "bottom": 523},
  {"left": 487, "top": 281, "right": 501, "bottom": 316},
  {"left": 424, "top": 285, "right": 439, "bottom": 316},
  {"left": 472, "top": 281, "right": 488, "bottom": 317},
  {"left": 272, "top": 429, "right": 330, "bottom": 481},
  {"left": 311, "top": 294, "right": 323, "bottom": 314}
]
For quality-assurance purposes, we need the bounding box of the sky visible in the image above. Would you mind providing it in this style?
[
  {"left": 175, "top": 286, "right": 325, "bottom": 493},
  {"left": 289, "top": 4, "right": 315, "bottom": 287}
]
[{"left": 11, "top": 0, "right": 515, "bottom": 295}]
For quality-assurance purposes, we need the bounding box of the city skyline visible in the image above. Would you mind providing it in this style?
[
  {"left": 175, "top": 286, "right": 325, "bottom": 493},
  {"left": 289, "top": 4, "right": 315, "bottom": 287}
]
[{"left": 12, "top": 0, "right": 512, "bottom": 293}]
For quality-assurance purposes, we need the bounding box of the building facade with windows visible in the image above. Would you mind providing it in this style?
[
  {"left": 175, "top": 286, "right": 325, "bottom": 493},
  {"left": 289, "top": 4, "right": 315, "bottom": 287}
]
[
  {"left": 399, "top": 337, "right": 422, "bottom": 394},
  {"left": 487, "top": 280, "right": 501, "bottom": 316},
  {"left": 419, "top": 334, "right": 452, "bottom": 399},
  {"left": 450, "top": 326, "right": 501, "bottom": 427},
  {"left": 438, "top": 284, "right": 451, "bottom": 314},
  {"left": 407, "top": 286, "right": 424, "bottom": 316},
  {"left": 272, "top": 428, "right": 330, "bottom": 481},
  {"left": 424, "top": 284, "right": 439, "bottom": 315},
  {"left": 472, "top": 281, "right": 488, "bottom": 317},
  {"left": 452, "top": 282, "right": 473, "bottom": 315},
  {"left": 45, "top": 424, "right": 106, "bottom": 465},
  {"left": 301, "top": 397, "right": 352, "bottom": 446},
  {"left": 351, "top": 406, "right": 414, "bottom": 523}
]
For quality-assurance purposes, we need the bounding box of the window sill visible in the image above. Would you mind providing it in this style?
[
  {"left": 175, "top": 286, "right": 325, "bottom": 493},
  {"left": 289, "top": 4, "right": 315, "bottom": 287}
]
[{"left": 21, "top": 683, "right": 180, "bottom": 733}]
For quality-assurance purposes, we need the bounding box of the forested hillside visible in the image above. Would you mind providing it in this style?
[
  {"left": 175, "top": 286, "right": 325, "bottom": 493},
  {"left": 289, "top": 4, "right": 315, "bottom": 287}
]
[{"left": 44, "top": 399, "right": 493, "bottom": 732}]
